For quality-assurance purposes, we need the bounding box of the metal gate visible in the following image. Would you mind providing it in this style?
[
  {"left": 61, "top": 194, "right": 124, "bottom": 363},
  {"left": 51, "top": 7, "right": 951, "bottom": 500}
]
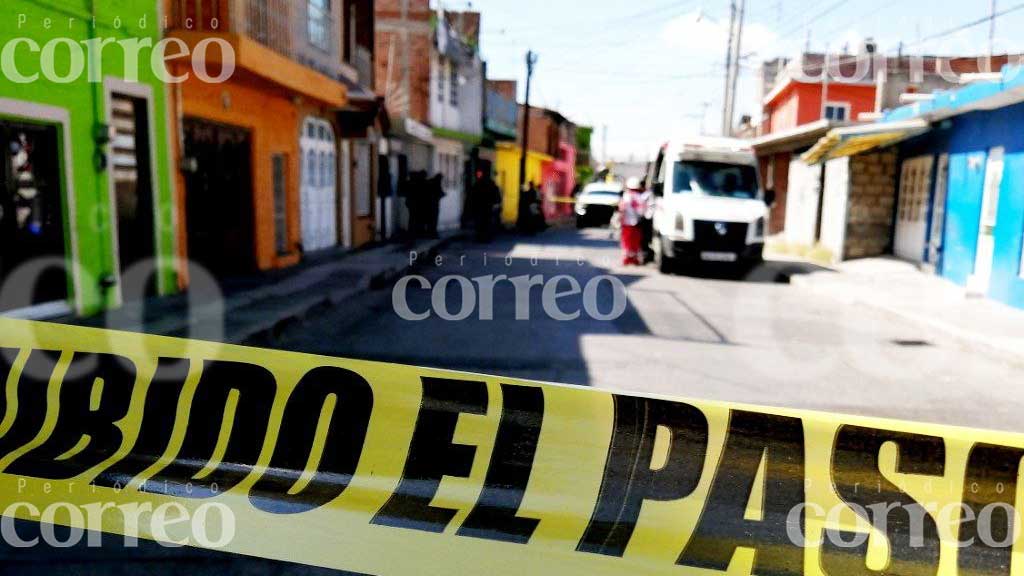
[{"left": 300, "top": 118, "right": 338, "bottom": 253}]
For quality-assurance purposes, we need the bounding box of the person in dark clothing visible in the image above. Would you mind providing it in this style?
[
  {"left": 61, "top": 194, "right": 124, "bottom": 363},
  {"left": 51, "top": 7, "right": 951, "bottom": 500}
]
[
  {"left": 517, "top": 181, "right": 545, "bottom": 235},
  {"left": 470, "top": 169, "right": 502, "bottom": 242},
  {"left": 402, "top": 171, "right": 427, "bottom": 241},
  {"left": 425, "top": 174, "right": 445, "bottom": 239}
]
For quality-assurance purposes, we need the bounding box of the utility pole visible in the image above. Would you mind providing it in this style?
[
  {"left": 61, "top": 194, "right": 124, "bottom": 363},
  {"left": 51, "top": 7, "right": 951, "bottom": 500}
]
[
  {"left": 518, "top": 50, "right": 538, "bottom": 195},
  {"left": 820, "top": 52, "right": 831, "bottom": 120},
  {"left": 722, "top": 0, "right": 746, "bottom": 136},
  {"left": 730, "top": 0, "right": 746, "bottom": 134},
  {"left": 989, "top": 0, "right": 998, "bottom": 57},
  {"left": 721, "top": 1, "right": 736, "bottom": 136}
]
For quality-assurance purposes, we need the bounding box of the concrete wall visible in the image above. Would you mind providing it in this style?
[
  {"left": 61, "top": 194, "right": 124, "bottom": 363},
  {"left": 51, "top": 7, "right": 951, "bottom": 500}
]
[
  {"left": 819, "top": 157, "right": 849, "bottom": 261},
  {"left": 844, "top": 150, "right": 898, "bottom": 259},
  {"left": 459, "top": 59, "right": 485, "bottom": 137}
]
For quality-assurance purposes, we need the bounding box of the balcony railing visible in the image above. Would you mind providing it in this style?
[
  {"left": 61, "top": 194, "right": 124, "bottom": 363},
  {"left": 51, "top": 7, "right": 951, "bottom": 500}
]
[{"left": 170, "top": 0, "right": 292, "bottom": 60}]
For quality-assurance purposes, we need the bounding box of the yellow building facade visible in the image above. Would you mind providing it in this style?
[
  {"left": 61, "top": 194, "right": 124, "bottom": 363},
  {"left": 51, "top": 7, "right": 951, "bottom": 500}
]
[{"left": 495, "top": 142, "right": 553, "bottom": 225}]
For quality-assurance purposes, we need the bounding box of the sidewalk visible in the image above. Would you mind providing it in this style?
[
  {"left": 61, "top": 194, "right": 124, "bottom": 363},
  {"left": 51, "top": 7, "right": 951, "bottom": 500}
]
[
  {"left": 789, "top": 257, "right": 1024, "bottom": 364},
  {"left": 59, "top": 233, "right": 462, "bottom": 345}
]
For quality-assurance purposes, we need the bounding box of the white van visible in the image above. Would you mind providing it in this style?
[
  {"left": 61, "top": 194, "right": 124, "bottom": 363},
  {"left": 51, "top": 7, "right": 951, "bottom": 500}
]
[{"left": 646, "top": 138, "right": 773, "bottom": 273}]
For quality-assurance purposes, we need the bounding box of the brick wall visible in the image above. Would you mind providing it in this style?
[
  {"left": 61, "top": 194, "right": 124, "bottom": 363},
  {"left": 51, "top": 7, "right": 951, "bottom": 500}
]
[
  {"left": 374, "top": 0, "right": 431, "bottom": 122},
  {"left": 844, "top": 150, "right": 897, "bottom": 259},
  {"left": 489, "top": 80, "right": 517, "bottom": 101},
  {"left": 518, "top": 107, "right": 559, "bottom": 157}
]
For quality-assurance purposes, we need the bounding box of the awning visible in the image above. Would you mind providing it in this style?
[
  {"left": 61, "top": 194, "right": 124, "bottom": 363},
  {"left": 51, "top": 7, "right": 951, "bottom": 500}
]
[{"left": 802, "top": 119, "right": 931, "bottom": 164}]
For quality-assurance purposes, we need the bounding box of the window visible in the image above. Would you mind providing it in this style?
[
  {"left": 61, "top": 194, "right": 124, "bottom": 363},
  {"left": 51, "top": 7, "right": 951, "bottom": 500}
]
[
  {"left": 272, "top": 154, "right": 289, "bottom": 255},
  {"left": 450, "top": 64, "right": 459, "bottom": 106},
  {"left": 305, "top": 150, "right": 315, "bottom": 186},
  {"left": 308, "top": 0, "right": 331, "bottom": 51},
  {"left": 824, "top": 102, "right": 850, "bottom": 122},
  {"left": 672, "top": 161, "right": 758, "bottom": 199}
]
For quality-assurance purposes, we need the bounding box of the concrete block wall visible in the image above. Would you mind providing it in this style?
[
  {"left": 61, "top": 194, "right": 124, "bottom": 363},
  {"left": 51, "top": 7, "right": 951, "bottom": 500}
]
[{"left": 844, "top": 150, "right": 897, "bottom": 259}]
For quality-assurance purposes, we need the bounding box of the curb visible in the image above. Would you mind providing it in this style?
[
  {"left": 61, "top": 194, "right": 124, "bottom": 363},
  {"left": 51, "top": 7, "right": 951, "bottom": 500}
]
[{"left": 239, "top": 234, "right": 463, "bottom": 346}]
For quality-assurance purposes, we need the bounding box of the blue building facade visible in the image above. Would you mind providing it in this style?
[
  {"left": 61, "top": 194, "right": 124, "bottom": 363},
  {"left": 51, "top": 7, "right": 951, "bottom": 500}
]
[{"left": 882, "top": 69, "right": 1024, "bottom": 310}]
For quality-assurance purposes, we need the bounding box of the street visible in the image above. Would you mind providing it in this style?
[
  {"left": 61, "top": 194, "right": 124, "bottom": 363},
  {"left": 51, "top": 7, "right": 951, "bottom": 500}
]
[{"left": 273, "top": 227, "right": 1024, "bottom": 432}]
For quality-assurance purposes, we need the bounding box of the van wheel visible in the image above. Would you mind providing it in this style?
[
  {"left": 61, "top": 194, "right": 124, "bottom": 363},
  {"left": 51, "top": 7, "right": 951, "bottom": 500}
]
[{"left": 654, "top": 234, "right": 675, "bottom": 274}]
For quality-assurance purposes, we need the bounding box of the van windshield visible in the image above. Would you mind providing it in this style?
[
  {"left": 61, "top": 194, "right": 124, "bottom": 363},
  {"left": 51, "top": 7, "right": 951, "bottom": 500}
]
[{"left": 673, "top": 161, "right": 758, "bottom": 199}]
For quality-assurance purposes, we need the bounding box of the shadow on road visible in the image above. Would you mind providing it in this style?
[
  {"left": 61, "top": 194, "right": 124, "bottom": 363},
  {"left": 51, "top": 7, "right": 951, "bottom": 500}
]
[{"left": 273, "top": 227, "right": 655, "bottom": 387}]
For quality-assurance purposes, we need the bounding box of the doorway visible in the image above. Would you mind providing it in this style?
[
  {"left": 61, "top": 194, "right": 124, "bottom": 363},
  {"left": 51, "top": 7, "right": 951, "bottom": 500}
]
[
  {"left": 0, "top": 120, "right": 66, "bottom": 312},
  {"left": 927, "top": 154, "right": 949, "bottom": 267},
  {"left": 183, "top": 119, "right": 256, "bottom": 277},
  {"left": 109, "top": 93, "right": 157, "bottom": 299},
  {"left": 970, "top": 147, "right": 1005, "bottom": 294},
  {"left": 299, "top": 118, "right": 338, "bottom": 253},
  {"left": 894, "top": 155, "right": 934, "bottom": 264}
]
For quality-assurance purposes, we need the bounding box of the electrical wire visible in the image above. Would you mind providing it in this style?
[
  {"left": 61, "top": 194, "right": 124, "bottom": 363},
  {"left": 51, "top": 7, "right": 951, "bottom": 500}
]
[{"left": 904, "top": 1, "right": 1024, "bottom": 49}]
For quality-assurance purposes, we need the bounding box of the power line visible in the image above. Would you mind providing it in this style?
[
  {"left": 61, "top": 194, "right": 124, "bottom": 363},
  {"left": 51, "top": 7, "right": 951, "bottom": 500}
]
[
  {"left": 905, "top": 1, "right": 1024, "bottom": 49},
  {"left": 775, "top": 0, "right": 851, "bottom": 43},
  {"left": 775, "top": 1, "right": 1024, "bottom": 81},
  {"left": 818, "top": 0, "right": 908, "bottom": 41}
]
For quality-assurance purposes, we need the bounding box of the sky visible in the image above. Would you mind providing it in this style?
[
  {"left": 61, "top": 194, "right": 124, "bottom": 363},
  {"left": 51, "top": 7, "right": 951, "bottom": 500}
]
[{"left": 442, "top": 0, "right": 1024, "bottom": 161}]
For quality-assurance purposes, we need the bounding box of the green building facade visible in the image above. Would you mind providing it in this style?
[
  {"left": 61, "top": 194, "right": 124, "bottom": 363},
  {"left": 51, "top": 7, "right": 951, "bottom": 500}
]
[{"left": 1, "top": 0, "right": 177, "bottom": 318}]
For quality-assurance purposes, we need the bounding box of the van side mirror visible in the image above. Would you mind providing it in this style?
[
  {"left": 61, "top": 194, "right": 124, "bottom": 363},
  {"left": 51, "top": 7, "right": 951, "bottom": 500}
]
[
  {"left": 764, "top": 189, "right": 777, "bottom": 206},
  {"left": 652, "top": 182, "right": 664, "bottom": 197}
]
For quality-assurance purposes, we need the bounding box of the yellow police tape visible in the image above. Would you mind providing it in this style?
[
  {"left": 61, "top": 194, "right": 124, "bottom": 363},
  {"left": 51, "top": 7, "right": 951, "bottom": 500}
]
[{"left": 0, "top": 317, "right": 1023, "bottom": 575}]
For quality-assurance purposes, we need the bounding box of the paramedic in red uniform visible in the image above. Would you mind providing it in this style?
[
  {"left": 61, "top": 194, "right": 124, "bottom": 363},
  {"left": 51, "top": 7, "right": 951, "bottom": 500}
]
[{"left": 619, "top": 177, "right": 652, "bottom": 266}]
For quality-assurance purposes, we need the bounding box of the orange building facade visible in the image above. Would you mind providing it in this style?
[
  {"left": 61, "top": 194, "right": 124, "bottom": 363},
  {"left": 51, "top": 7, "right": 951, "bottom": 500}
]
[
  {"left": 164, "top": 0, "right": 382, "bottom": 286},
  {"left": 763, "top": 81, "right": 877, "bottom": 134}
]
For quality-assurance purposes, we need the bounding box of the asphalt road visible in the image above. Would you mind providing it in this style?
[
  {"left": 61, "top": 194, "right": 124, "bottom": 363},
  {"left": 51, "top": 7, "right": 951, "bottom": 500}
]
[{"left": 274, "top": 227, "right": 1024, "bottom": 432}]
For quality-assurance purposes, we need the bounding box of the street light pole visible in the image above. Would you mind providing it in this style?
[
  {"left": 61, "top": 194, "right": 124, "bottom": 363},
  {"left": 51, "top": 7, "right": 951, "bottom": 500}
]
[{"left": 518, "top": 50, "right": 538, "bottom": 196}]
